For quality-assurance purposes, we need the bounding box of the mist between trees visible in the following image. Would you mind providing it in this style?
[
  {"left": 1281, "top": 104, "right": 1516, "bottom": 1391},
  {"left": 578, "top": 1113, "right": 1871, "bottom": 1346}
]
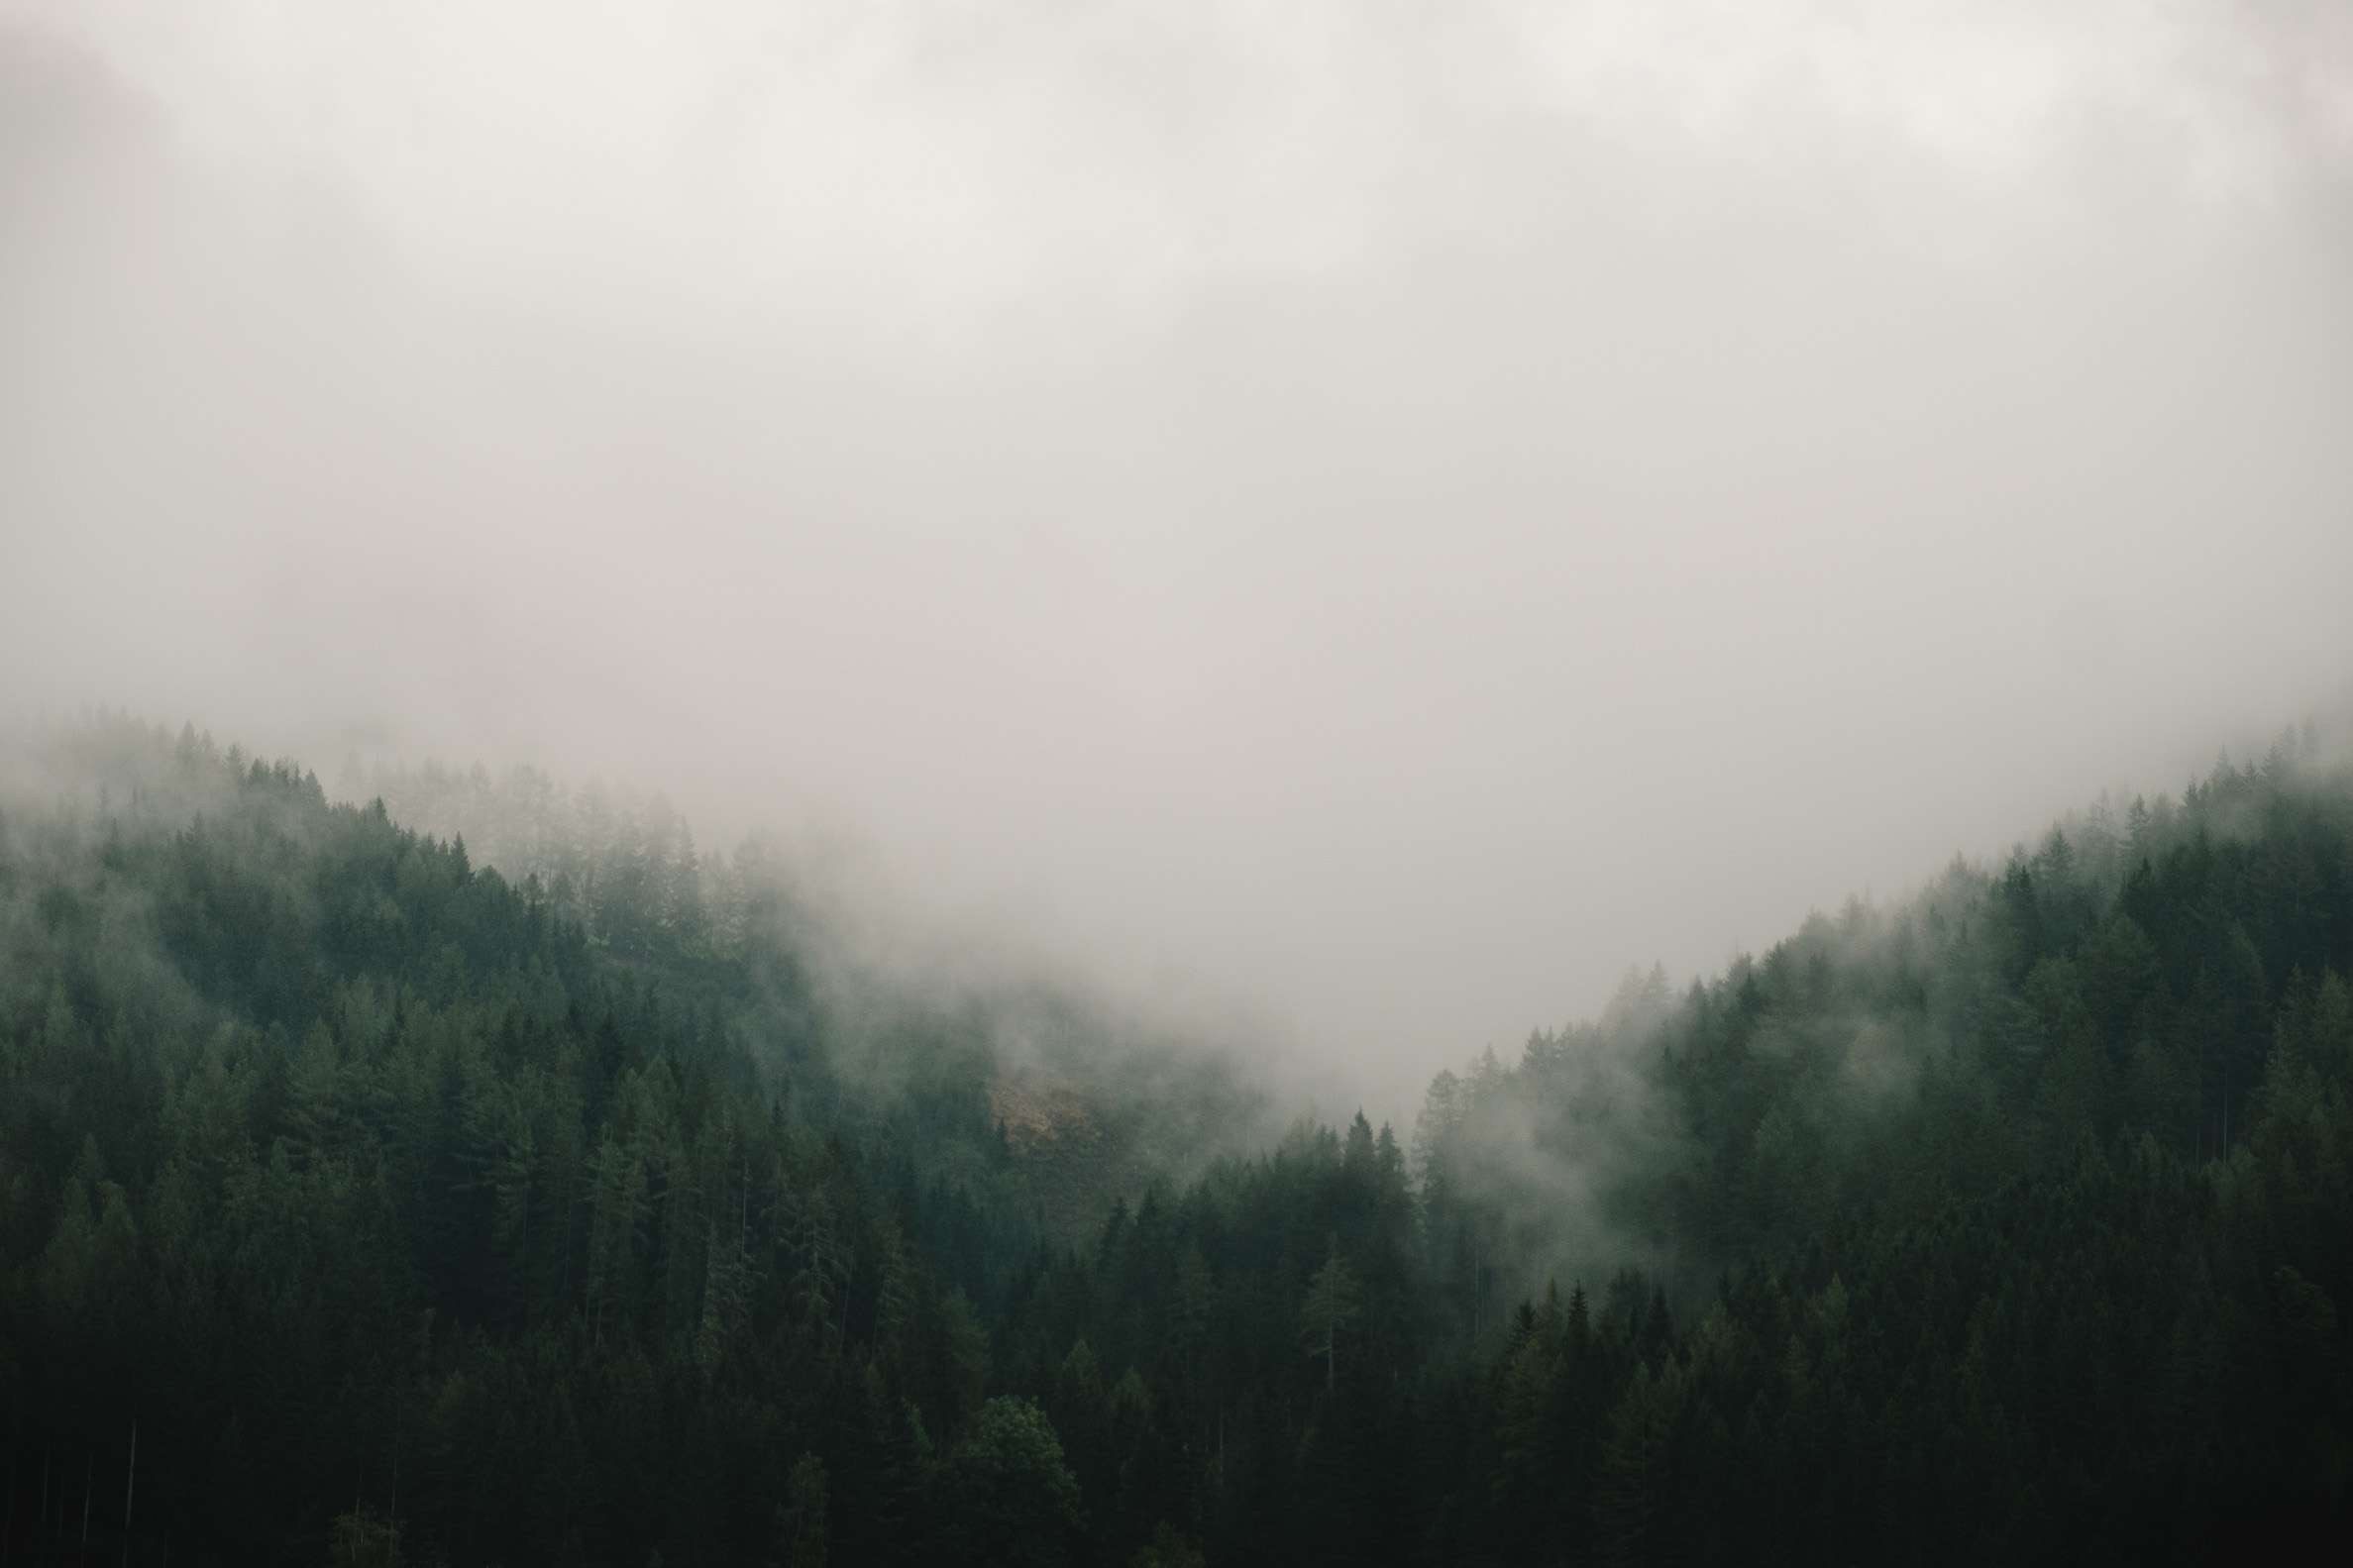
[{"left": 3, "top": 710, "right": 2350, "bottom": 1563}]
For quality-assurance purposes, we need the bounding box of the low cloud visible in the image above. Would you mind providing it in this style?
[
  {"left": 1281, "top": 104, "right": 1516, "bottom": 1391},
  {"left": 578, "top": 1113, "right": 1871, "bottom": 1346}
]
[{"left": 6, "top": 2, "right": 2350, "bottom": 1122}]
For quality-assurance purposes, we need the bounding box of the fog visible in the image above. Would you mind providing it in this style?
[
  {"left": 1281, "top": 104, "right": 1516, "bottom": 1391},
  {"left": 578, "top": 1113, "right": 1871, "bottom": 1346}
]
[{"left": 6, "top": 0, "right": 2351, "bottom": 1119}]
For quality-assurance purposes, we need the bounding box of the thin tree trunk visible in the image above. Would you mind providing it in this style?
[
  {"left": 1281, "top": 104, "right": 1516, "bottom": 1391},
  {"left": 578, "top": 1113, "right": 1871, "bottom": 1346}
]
[
  {"left": 81, "top": 1448, "right": 93, "bottom": 1550},
  {"left": 120, "top": 1422, "right": 136, "bottom": 1568},
  {"left": 1470, "top": 1233, "right": 1483, "bottom": 1344}
]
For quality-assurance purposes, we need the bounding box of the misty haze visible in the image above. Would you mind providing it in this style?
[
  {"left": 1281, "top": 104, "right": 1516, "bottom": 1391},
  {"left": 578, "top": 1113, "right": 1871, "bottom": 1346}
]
[{"left": 4, "top": 2, "right": 2351, "bottom": 1563}]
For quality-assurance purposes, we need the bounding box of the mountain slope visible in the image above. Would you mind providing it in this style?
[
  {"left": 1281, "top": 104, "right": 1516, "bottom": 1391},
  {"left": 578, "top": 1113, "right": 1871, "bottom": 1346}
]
[{"left": 3, "top": 714, "right": 2349, "bottom": 1564}]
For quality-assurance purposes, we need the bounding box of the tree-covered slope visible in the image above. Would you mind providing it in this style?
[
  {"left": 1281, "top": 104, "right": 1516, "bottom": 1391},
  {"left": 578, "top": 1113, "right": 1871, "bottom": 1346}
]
[
  {"left": 0, "top": 716, "right": 1238, "bottom": 1564},
  {"left": 1401, "top": 738, "right": 2353, "bottom": 1562},
  {"left": 3, "top": 715, "right": 2349, "bottom": 1564}
]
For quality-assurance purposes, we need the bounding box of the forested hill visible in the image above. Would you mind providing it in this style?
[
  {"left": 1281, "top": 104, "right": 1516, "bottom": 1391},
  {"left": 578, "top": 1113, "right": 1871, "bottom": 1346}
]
[{"left": 4, "top": 716, "right": 2351, "bottom": 1564}]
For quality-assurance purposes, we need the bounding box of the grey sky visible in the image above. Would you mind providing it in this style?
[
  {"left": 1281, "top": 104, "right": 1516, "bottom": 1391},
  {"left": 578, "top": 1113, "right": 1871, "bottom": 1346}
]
[{"left": 7, "top": 1, "right": 2351, "bottom": 1117}]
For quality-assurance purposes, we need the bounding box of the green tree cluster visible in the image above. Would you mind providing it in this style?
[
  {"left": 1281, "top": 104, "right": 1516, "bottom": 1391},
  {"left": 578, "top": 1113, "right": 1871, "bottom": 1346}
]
[{"left": 3, "top": 715, "right": 2349, "bottom": 1563}]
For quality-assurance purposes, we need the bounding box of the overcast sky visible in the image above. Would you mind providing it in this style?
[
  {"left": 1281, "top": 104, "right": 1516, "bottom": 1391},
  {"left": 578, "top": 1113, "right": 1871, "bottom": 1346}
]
[{"left": 7, "top": 1, "right": 2351, "bottom": 1116}]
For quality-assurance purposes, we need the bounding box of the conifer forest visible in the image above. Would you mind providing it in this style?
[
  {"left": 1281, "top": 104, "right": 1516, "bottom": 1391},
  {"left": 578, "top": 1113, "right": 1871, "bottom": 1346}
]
[{"left": 4, "top": 715, "right": 2350, "bottom": 1562}]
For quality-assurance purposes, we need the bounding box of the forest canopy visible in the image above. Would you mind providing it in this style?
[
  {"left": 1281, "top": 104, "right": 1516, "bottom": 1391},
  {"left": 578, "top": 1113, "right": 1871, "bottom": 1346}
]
[{"left": 2, "top": 712, "right": 2349, "bottom": 1564}]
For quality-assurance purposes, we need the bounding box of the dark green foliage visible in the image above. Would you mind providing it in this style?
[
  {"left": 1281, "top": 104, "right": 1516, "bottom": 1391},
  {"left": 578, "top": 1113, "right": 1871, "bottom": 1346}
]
[
  {"left": 0, "top": 718, "right": 1084, "bottom": 1563},
  {"left": 4, "top": 715, "right": 2351, "bottom": 1562}
]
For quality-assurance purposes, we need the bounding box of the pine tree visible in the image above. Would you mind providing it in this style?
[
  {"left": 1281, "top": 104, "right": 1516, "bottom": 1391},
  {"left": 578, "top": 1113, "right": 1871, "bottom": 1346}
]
[{"left": 1299, "top": 1237, "right": 1362, "bottom": 1393}]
